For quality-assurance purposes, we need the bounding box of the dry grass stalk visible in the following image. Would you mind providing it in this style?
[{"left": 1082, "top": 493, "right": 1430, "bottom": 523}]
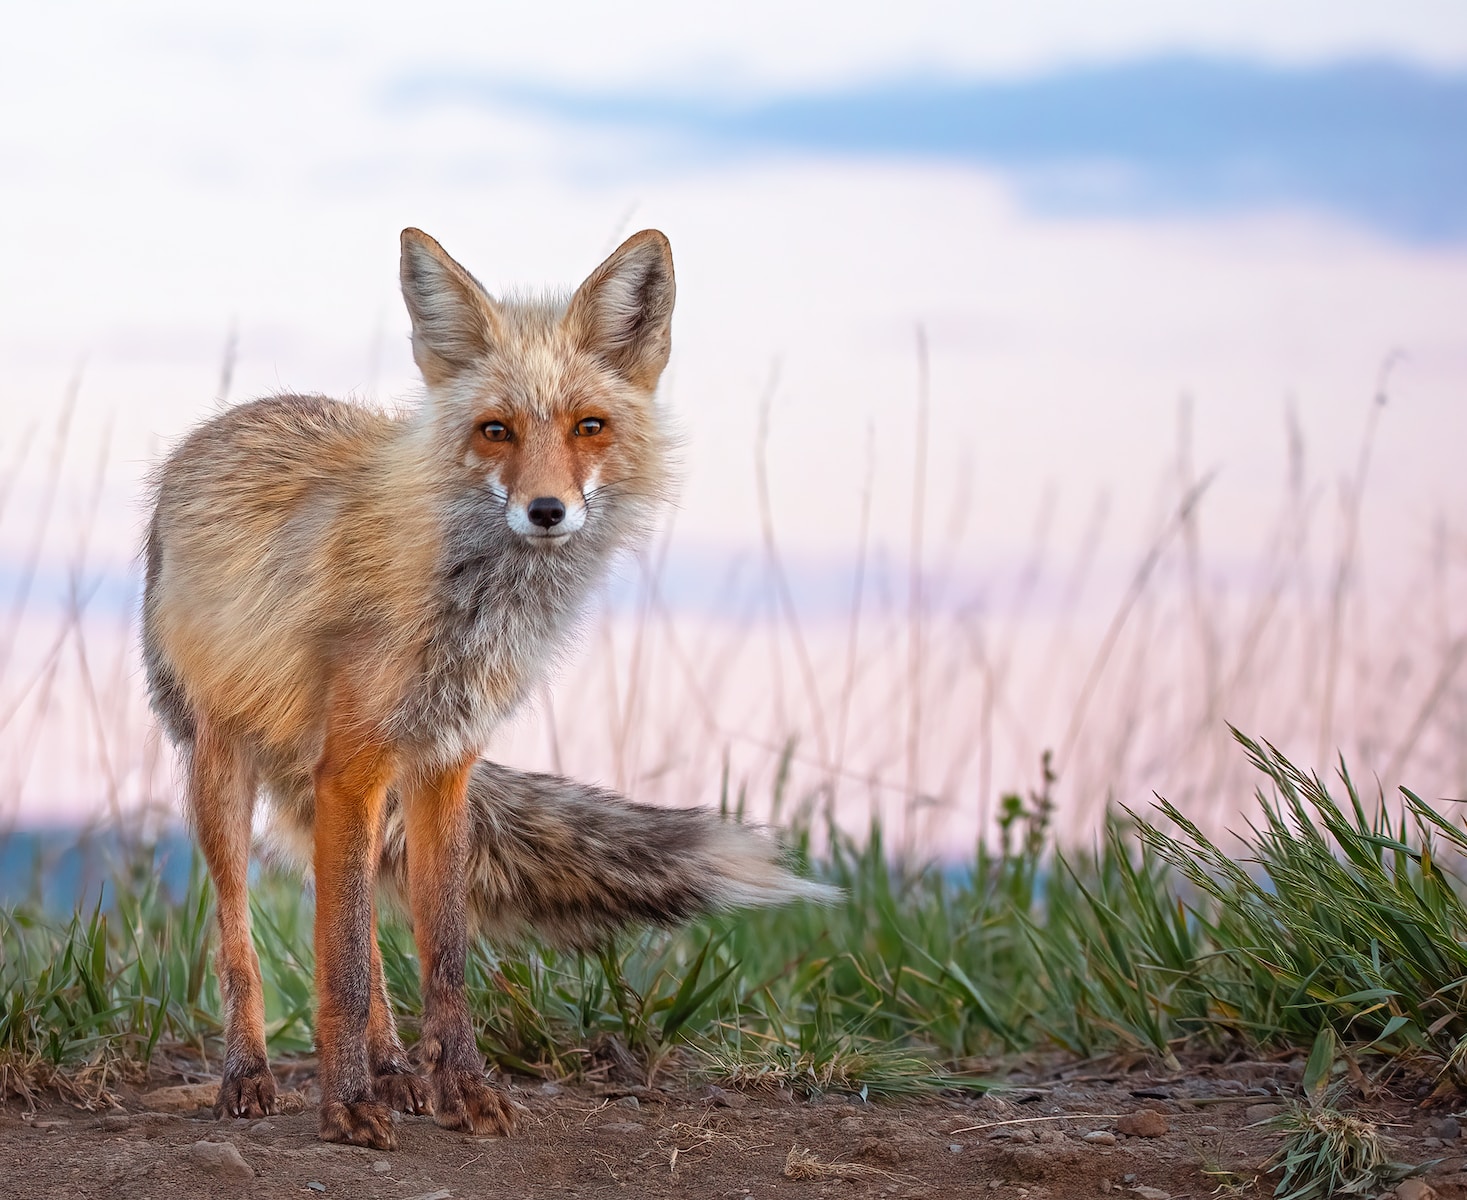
[
  {"left": 783, "top": 1143, "right": 911, "bottom": 1183},
  {"left": 657, "top": 1111, "right": 771, "bottom": 1175},
  {"left": 0, "top": 1048, "right": 138, "bottom": 1111}
]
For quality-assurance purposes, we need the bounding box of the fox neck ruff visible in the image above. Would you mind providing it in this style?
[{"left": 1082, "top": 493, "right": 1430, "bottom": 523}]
[{"left": 384, "top": 421, "right": 665, "bottom": 772}]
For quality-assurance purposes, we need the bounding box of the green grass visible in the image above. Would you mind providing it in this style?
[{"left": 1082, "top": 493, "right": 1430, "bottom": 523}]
[
  {"left": 1263, "top": 1085, "right": 1427, "bottom": 1200},
  {"left": 5, "top": 730, "right": 1467, "bottom": 1106}
]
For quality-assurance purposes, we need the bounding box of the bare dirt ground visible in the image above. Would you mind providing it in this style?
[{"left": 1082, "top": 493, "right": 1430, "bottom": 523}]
[{"left": 4, "top": 1055, "right": 1466, "bottom": 1200}]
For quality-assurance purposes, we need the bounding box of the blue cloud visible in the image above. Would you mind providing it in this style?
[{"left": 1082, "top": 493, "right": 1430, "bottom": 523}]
[{"left": 393, "top": 56, "right": 1467, "bottom": 242}]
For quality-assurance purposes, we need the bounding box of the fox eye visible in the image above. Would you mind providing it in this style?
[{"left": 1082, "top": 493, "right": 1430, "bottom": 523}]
[
  {"left": 480, "top": 421, "right": 511, "bottom": 442},
  {"left": 575, "top": 418, "right": 604, "bottom": 437}
]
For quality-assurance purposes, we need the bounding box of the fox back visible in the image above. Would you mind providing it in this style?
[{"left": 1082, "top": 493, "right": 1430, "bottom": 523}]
[{"left": 143, "top": 228, "right": 676, "bottom": 786}]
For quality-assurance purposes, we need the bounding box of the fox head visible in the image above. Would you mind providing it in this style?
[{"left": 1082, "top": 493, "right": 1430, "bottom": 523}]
[{"left": 398, "top": 227, "right": 675, "bottom": 547}]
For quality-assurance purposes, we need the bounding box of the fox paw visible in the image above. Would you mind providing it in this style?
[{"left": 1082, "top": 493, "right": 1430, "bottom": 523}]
[
  {"left": 373, "top": 1066, "right": 432, "bottom": 1115},
  {"left": 319, "top": 1099, "right": 397, "bottom": 1151},
  {"left": 432, "top": 1069, "right": 516, "bottom": 1136},
  {"left": 214, "top": 1064, "right": 279, "bottom": 1119}
]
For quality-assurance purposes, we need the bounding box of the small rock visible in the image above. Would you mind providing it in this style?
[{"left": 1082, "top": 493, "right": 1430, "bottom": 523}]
[
  {"left": 947, "top": 1143, "right": 963, "bottom": 1153},
  {"left": 1117, "top": 1111, "right": 1169, "bottom": 1138},
  {"left": 1083, "top": 1131, "right": 1118, "bottom": 1147},
  {"left": 306, "top": 1184, "right": 326, "bottom": 1194},
  {"left": 539, "top": 1081, "right": 564, "bottom": 1097},
  {"left": 100, "top": 1114, "right": 132, "bottom": 1132},
  {"left": 187, "top": 1140, "right": 253, "bottom": 1180},
  {"left": 1131, "top": 1188, "right": 1171, "bottom": 1200},
  {"left": 598, "top": 1121, "right": 642, "bottom": 1135},
  {"left": 699, "top": 1084, "right": 747, "bottom": 1110},
  {"left": 1245, "top": 1103, "right": 1286, "bottom": 1123},
  {"left": 614, "top": 1094, "right": 640, "bottom": 1111},
  {"left": 1395, "top": 1180, "right": 1438, "bottom": 1200},
  {"left": 143, "top": 1082, "right": 220, "bottom": 1113},
  {"left": 1425, "top": 1137, "right": 1444, "bottom": 1149},
  {"left": 402, "top": 1191, "right": 452, "bottom": 1200},
  {"left": 248, "top": 1120, "right": 275, "bottom": 1136},
  {"left": 1427, "top": 1117, "right": 1462, "bottom": 1141},
  {"left": 371, "top": 1160, "right": 391, "bottom": 1174}
]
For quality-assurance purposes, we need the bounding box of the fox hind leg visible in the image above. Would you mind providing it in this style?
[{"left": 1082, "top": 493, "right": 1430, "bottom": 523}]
[
  {"left": 188, "top": 716, "right": 278, "bottom": 1119},
  {"left": 366, "top": 910, "right": 432, "bottom": 1115},
  {"left": 403, "top": 757, "right": 516, "bottom": 1136}
]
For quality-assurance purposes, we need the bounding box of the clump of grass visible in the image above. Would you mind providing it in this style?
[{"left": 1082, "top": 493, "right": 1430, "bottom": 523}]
[
  {"left": 1263, "top": 1088, "right": 1423, "bottom": 1200},
  {"left": 694, "top": 1034, "right": 946, "bottom": 1099},
  {"left": 1138, "top": 731, "right": 1467, "bottom": 1065}
]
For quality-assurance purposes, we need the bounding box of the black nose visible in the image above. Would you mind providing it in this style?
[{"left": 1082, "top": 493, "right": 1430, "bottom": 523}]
[{"left": 527, "top": 496, "right": 566, "bottom": 528}]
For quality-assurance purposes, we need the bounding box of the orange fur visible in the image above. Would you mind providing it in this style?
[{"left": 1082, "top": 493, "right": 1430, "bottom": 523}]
[{"left": 312, "top": 684, "right": 398, "bottom": 1147}]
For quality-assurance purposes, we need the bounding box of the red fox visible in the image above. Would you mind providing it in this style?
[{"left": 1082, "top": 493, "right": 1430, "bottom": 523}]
[{"left": 141, "top": 228, "right": 832, "bottom": 1150}]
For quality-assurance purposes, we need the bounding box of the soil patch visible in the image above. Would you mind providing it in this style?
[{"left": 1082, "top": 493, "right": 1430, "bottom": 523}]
[{"left": 3, "top": 1057, "right": 1464, "bottom": 1199}]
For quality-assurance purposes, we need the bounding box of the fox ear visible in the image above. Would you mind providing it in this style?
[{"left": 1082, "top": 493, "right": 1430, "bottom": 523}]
[
  {"left": 399, "top": 229, "right": 501, "bottom": 386},
  {"left": 563, "top": 230, "right": 676, "bottom": 391}
]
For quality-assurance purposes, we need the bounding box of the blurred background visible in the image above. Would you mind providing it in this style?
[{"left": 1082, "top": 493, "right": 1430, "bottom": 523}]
[{"left": 2, "top": 1, "right": 1465, "bottom": 897}]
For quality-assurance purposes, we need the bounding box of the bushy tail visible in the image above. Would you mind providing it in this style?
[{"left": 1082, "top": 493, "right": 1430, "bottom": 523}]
[{"left": 377, "top": 762, "right": 837, "bottom": 949}]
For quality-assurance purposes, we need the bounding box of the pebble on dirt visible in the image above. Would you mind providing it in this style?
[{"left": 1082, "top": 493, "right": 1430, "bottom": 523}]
[
  {"left": 142, "top": 1082, "right": 219, "bottom": 1113},
  {"left": 187, "top": 1139, "right": 253, "bottom": 1180},
  {"left": 699, "top": 1084, "right": 748, "bottom": 1109},
  {"left": 1117, "top": 1110, "right": 1170, "bottom": 1138}
]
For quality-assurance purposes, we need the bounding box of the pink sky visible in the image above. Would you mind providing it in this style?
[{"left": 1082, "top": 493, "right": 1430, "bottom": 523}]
[{"left": 2, "top": 2, "right": 1465, "bottom": 831}]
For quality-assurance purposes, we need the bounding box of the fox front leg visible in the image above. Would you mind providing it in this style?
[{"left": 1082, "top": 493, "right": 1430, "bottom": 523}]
[
  {"left": 312, "top": 713, "right": 399, "bottom": 1151},
  {"left": 402, "top": 756, "right": 516, "bottom": 1136}
]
